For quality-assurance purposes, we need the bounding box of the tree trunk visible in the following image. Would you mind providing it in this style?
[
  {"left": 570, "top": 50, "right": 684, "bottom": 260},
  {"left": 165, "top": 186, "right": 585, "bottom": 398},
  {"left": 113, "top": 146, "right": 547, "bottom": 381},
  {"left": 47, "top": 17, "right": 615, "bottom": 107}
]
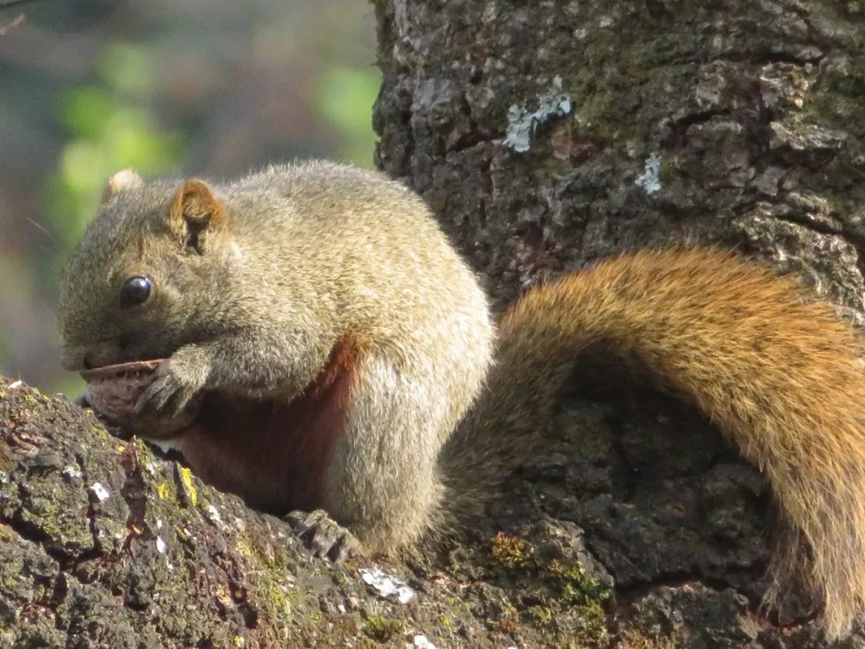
[
  {"left": 2, "top": 1, "right": 865, "bottom": 647},
  {"left": 372, "top": 0, "right": 865, "bottom": 646},
  {"left": 374, "top": 0, "right": 865, "bottom": 317}
]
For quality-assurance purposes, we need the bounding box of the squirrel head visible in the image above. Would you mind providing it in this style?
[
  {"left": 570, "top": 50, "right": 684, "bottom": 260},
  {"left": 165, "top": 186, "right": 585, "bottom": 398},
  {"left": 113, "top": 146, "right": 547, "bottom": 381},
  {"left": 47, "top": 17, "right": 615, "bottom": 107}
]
[{"left": 58, "top": 169, "right": 233, "bottom": 371}]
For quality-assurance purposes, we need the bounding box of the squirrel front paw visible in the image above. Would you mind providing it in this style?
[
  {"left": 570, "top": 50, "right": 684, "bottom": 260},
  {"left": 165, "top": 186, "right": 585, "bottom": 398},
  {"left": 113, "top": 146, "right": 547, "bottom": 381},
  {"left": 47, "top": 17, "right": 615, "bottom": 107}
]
[
  {"left": 134, "top": 353, "right": 206, "bottom": 418},
  {"left": 286, "top": 509, "right": 359, "bottom": 562}
]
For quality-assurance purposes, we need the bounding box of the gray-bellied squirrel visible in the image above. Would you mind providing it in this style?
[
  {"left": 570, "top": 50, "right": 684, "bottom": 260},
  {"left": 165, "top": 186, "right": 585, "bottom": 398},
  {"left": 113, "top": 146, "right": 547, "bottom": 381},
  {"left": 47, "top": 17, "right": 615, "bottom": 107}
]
[{"left": 59, "top": 162, "right": 865, "bottom": 639}]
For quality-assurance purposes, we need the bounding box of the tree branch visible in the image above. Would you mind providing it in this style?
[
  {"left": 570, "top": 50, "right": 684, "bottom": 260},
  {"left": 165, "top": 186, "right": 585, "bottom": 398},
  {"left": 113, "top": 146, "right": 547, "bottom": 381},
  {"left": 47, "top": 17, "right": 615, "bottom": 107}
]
[
  {"left": 0, "top": 12, "right": 23, "bottom": 34},
  {"left": 0, "top": 0, "right": 45, "bottom": 9}
]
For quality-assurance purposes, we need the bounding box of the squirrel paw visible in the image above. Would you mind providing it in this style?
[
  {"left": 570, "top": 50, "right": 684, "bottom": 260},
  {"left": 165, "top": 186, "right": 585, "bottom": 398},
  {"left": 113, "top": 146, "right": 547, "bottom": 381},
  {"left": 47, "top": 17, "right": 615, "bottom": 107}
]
[
  {"left": 133, "top": 357, "right": 203, "bottom": 418},
  {"left": 286, "top": 509, "right": 359, "bottom": 562}
]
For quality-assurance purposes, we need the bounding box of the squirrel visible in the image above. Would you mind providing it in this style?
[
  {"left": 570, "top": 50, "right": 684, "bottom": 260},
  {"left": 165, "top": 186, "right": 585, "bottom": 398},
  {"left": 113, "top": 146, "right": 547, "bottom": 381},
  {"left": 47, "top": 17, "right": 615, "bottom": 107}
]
[{"left": 58, "top": 162, "right": 865, "bottom": 639}]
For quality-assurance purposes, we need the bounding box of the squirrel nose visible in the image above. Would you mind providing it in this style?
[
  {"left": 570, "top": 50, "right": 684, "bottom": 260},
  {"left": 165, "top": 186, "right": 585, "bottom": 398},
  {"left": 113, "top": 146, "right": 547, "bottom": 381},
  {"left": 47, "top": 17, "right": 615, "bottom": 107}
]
[
  {"left": 81, "top": 341, "right": 124, "bottom": 370},
  {"left": 61, "top": 347, "right": 86, "bottom": 371}
]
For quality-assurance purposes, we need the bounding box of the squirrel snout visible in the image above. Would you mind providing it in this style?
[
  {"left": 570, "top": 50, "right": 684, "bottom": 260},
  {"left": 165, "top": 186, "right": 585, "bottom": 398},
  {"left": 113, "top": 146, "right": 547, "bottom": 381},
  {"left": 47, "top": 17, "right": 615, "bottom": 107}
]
[
  {"left": 82, "top": 352, "right": 98, "bottom": 370},
  {"left": 60, "top": 347, "right": 86, "bottom": 372},
  {"left": 60, "top": 342, "right": 87, "bottom": 372},
  {"left": 82, "top": 347, "right": 119, "bottom": 370},
  {"left": 63, "top": 341, "right": 125, "bottom": 371}
]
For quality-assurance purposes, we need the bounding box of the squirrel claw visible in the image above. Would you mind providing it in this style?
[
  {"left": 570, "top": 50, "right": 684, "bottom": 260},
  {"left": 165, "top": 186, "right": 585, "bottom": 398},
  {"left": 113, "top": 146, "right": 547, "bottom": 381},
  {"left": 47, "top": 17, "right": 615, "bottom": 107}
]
[
  {"left": 133, "top": 364, "right": 195, "bottom": 418},
  {"left": 286, "top": 509, "right": 359, "bottom": 562}
]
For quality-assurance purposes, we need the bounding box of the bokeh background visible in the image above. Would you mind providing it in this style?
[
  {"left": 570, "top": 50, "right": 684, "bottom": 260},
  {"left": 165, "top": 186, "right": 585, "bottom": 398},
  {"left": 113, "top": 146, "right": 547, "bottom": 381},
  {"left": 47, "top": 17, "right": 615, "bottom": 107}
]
[{"left": 0, "top": 0, "right": 378, "bottom": 395}]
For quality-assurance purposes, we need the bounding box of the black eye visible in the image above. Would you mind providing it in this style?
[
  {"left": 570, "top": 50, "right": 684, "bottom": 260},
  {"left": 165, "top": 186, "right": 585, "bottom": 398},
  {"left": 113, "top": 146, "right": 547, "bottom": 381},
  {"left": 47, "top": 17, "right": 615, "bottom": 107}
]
[{"left": 120, "top": 276, "right": 152, "bottom": 308}]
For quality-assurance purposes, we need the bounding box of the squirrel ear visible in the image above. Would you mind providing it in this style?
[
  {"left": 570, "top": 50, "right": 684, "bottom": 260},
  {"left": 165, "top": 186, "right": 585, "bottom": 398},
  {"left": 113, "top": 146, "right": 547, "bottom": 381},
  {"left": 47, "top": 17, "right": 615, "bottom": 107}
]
[
  {"left": 101, "top": 169, "right": 144, "bottom": 203},
  {"left": 168, "top": 179, "right": 228, "bottom": 253}
]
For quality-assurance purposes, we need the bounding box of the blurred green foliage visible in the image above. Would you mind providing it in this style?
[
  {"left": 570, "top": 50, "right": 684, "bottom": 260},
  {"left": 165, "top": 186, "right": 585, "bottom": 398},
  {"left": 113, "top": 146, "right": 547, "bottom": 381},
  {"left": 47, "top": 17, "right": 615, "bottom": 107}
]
[
  {"left": 315, "top": 65, "right": 380, "bottom": 165},
  {"left": 46, "top": 43, "right": 187, "bottom": 245},
  {"left": 0, "top": 1, "right": 378, "bottom": 393}
]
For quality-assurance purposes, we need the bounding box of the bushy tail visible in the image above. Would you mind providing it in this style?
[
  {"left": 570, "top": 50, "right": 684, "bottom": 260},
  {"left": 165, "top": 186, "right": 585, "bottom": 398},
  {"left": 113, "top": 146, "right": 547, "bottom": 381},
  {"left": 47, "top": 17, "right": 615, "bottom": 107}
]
[{"left": 440, "top": 248, "right": 865, "bottom": 639}]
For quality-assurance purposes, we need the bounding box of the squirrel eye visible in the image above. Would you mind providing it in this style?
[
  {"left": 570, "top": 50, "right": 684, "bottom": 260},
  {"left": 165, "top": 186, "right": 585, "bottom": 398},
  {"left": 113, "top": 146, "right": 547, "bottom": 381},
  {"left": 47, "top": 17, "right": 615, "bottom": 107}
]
[{"left": 120, "top": 276, "right": 152, "bottom": 308}]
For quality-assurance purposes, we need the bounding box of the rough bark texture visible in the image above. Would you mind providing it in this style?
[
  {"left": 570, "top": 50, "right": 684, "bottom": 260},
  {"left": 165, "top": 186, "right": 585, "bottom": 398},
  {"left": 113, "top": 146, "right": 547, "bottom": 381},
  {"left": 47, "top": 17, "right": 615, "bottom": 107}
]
[
  {"left": 3, "top": 1, "right": 865, "bottom": 648},
  {"left": 3, "top": 377, "right": 611, "bottom": 649},
  {"left": 373, "top": 0, "right": 865, "bottom": 319},
  {"left": 372, "top": 0, "right": 865, "bottom": 647}
]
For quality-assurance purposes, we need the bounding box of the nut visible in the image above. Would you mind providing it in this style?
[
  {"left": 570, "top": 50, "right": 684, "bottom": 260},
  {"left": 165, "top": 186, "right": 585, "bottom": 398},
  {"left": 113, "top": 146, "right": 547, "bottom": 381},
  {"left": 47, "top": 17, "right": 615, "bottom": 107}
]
[{"left": 80, "top": 360, "right": 197, "bottom": 437}]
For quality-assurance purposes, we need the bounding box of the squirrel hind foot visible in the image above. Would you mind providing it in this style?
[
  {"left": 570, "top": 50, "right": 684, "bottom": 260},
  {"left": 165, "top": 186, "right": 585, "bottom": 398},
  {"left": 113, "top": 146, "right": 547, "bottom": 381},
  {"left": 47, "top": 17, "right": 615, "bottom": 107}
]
[{"left": 286, "top": 509, "right": 360, "bottom": 562}]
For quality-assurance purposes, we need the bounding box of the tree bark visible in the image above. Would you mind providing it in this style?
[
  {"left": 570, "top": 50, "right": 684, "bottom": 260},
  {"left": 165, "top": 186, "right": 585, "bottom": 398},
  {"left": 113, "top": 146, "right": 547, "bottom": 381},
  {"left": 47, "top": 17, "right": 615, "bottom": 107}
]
[
  {"left": 374, "top": 0, "right": 865, "bottom": 318},
  {"left": 372, "top": 0, "right": 865, "bottom": 646}
]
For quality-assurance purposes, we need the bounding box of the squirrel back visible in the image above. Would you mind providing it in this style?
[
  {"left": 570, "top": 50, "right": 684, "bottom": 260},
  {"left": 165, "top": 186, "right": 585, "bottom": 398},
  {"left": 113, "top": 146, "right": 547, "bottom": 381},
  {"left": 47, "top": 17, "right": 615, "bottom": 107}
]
[{"left": 442, "top": 248, "right": 865, "bottom": 639}]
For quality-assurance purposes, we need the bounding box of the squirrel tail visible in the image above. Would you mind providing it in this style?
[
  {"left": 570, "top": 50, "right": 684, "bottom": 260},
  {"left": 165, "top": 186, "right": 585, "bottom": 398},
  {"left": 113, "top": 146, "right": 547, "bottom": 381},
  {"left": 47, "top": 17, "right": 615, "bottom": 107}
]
[{"left": 439, "top": 248, "right": 865, "bottom": 639}]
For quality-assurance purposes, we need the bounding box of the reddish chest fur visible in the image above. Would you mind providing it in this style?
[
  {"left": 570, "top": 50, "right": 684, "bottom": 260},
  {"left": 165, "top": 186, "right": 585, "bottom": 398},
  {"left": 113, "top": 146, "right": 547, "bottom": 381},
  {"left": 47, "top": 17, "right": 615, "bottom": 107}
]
[{"left": 176, "top": 339, "right": 358, "bottom": 513}]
